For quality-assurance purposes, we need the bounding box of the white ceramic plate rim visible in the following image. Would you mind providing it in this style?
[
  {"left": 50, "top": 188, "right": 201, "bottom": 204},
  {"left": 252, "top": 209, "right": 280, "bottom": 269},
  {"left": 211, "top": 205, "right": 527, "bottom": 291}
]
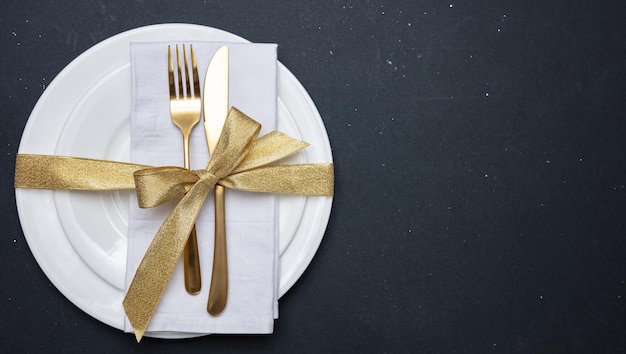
[{"left": 15, "top": 24, "right": 332, "bottom": 337}]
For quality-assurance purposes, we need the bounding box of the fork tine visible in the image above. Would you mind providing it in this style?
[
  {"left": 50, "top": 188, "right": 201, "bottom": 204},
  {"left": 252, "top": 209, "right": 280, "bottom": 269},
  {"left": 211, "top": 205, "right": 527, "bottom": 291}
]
[
  {"left": 168, "top": 45, "right": 176, "bottom": 99},
  {"left": 176, "top": 44, "right": 183, "bottom": 98},
  {"left": 183, "top": 44, "right": 191, "bottom": 98},
  {"left": 190, "top": 45, "right": 200, "bottom": 98}
]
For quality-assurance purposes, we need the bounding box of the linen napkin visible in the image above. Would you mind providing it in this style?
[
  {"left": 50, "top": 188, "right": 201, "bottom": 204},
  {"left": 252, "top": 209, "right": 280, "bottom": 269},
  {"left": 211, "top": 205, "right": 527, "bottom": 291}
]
[{"left": 125, "top": 41, "right": 278, "bottom": 335}]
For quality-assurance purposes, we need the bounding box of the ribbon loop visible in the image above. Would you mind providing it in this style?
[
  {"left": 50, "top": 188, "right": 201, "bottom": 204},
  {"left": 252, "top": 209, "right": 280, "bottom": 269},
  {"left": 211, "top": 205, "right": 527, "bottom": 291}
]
[
  {"left": 205, "top": 107, "right": 262, "bottom": 179},
  {"left": 134, "top": 166, "right": 198, "bottom": 208}
]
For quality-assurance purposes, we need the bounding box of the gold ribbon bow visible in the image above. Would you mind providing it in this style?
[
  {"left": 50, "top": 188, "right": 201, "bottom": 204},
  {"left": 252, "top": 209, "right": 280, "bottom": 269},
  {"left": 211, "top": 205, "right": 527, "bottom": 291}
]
[{"left": 14, "top": 107, "right": 333, "bottom": 341}]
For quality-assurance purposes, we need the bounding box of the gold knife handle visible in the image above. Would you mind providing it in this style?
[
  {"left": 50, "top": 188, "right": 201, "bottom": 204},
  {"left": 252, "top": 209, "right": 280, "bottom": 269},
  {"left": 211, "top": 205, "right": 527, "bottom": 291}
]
[
  {"left": 184, "top": 225, "right": 202, "bottom": 294},
  {"left": 208, "top": 184, "right": 228, "bottom": 315}
]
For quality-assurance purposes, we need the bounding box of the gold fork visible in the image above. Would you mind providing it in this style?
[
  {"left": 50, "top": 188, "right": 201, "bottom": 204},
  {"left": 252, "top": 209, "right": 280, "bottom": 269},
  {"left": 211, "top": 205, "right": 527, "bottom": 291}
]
[{"left": 168, "top": 44, "right": 202, "bottom": 294}]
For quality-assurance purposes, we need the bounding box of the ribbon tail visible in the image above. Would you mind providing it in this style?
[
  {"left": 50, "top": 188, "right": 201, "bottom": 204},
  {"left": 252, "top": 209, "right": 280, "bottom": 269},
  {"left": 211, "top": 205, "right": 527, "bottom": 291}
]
[
  {"left": 15, "top": 154, "right": 145, "bottom": 190},
  {"left": 220, "top": 163, "right": 334, "bottom": 196},
  {"left": 122, "top": 180, "right": 211, "bottom": 342}
]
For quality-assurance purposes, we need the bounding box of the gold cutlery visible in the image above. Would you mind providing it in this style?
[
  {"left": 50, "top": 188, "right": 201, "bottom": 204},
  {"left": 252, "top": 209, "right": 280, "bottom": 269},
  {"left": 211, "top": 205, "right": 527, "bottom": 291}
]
[
  {"left": 168, "top": 44, "right": 202, "bottom": 295},
  {"left": 203, "top": 45, "right": 229, "bottom": 315}
]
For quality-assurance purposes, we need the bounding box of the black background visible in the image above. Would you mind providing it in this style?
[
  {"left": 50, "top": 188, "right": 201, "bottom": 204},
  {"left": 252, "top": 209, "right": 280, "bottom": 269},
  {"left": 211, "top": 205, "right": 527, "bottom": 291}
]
[{"left": 2, "top": 1, "right": 626, "bottom": 352}]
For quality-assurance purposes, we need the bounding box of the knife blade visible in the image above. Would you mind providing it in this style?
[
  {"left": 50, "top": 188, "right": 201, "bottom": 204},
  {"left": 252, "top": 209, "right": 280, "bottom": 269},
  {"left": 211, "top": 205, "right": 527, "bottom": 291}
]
[
  {"left": 204, "top": 46, "right": 229, "bottom": 153},
  {"left": 203, "top": 45, "right": 229, "bottom": 315}
]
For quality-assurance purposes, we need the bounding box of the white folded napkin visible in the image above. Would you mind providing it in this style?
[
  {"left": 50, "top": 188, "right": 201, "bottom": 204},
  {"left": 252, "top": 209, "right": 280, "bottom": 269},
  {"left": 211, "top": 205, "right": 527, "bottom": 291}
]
[{"left": 125, "top": 41, "right": 278, "bottom": 335}]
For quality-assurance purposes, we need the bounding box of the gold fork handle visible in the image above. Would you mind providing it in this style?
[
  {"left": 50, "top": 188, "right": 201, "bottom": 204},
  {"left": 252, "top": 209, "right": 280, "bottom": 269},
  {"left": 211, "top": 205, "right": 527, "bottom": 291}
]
[
  {"left": 208, "top": 184, "right": 228, "bottom": 315},
  {"left": 182, "top": 133, "right": 202, "bottom": 294},
  {"left": 184, "top": 226, "right": 202, "bottom": 294}
]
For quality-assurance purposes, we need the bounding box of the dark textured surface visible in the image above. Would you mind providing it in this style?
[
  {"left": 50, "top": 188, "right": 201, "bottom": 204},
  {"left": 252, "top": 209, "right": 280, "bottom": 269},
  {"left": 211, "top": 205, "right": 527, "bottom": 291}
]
[{"left": 2, "top": 1, "right": 626, "bottom": 352}]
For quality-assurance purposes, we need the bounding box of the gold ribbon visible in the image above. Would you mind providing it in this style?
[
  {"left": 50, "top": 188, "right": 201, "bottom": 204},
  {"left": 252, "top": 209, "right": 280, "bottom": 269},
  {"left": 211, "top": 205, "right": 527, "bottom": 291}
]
[{"left": 14, "top": 107, "right": 333, "bottom": 341}]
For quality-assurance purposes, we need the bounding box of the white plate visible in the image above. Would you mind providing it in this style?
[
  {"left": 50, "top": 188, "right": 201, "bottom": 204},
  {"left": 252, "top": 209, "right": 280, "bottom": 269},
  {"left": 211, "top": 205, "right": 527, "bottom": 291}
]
[{"left": 15, "top": 24, "right": 333, "bottom": 334}]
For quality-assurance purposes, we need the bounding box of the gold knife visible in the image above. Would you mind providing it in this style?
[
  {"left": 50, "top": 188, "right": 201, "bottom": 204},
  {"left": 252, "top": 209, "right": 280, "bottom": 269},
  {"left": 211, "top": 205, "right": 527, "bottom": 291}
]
[{"left": 203, "top": 45, "right": 229, "bottom": 315}]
